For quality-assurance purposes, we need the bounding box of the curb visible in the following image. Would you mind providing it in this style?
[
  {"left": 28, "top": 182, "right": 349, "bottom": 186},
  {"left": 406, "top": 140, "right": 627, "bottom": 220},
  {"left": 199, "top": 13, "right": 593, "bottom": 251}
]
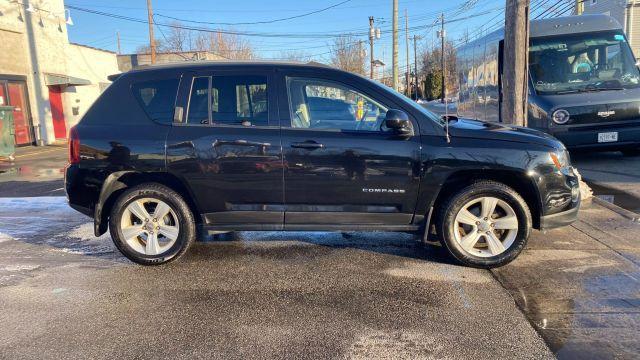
[{"left": 591, "top": 196, "right": 640, "bottom": 222}]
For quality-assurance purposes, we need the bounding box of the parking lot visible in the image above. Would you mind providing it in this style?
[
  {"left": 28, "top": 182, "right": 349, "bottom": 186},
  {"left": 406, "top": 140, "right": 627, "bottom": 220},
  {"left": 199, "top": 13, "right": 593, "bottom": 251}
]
[{"left": 0, "top": 146, "right": 639, "bottom": 359}]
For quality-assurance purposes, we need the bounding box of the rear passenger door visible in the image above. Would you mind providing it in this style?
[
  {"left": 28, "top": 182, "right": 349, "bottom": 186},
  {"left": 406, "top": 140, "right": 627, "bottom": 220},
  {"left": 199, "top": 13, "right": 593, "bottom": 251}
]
[{"left": 166, "top": 69, "right": 284, "bottom": 229}]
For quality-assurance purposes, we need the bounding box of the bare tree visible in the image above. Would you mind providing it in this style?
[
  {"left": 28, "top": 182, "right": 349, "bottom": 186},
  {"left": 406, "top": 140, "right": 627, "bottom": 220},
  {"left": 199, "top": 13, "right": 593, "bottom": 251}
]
[
  {"left": 277, "top": 50, "right": 313, "bottom": 63},
  {"left": 162, "top": 23, "right": 195, "bottom": 52},
  {"left": 194, "top": 31, "right": 255, "bottom": 60},
  {"left": 330, "top": 36, "right": 366, "bottom": 75},
  {"left": 135, "top": 23, "right": 255, "bottom": 60}
]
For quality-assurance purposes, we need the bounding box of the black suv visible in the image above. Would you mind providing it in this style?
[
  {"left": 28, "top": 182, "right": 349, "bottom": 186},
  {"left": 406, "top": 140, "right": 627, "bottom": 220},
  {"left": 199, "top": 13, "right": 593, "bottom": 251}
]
[{"left": 65, "top": 61, "right": 580, "bottom": 268}]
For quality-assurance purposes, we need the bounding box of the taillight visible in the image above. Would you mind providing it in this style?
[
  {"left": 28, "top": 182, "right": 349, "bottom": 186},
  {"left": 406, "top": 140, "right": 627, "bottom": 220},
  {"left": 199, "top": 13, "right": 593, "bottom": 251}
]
[{"left": 69, "top": 126, "right": 80, "bottom": 164}]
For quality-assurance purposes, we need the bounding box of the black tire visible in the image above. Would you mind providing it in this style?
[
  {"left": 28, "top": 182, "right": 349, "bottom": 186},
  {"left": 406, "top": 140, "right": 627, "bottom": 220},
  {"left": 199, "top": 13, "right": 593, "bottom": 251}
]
[
  {"left": 621, "top": 148, "right": 640, "bottom": 157},
  {"left": 436, "top": 180, "right": 532, "bottom": 268},
  {"left": 109, "top": 183, "right": 196, "bottom": 265}
]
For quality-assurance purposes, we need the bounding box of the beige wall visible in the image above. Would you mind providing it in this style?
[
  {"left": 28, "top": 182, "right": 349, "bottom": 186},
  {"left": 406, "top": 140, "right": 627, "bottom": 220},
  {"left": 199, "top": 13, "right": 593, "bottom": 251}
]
[
  {"left": 63, "top": 44, "right": 118, "bottom": 128},
  {"left": 118, "top": 52, "right": 226, "bottom": 72},
  {"left": 0, "top": 0, "right": 119, "bottom": 145},
  {"left": 583, "top": 0, "right": 640, "bottom": 58}
]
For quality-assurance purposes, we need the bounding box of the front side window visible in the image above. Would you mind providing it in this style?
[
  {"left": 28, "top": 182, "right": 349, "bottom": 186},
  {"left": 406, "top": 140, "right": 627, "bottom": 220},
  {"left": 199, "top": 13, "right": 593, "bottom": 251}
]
[
  {"left": 529, "top": 31, "right": 640, "bottom": 95},
  {"left": 186, "top": 75, "right": 269, "bottom": 126},
  {"left": 287, "top": 77, "right": 388, "bottom": 132},
  {"left": 132, "top": 78, "right": 180, "bottom": 124}
]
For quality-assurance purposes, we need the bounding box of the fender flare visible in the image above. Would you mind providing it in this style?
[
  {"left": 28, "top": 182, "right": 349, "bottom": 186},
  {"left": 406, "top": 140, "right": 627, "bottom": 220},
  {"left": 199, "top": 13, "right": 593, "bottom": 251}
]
[{"left": 94, "top": 171, "right": 133, "bottom": 236}]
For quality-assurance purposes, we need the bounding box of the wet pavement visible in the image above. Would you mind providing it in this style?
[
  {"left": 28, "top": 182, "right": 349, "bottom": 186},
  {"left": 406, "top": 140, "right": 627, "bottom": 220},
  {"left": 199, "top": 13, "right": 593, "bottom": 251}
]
[
  {"left": 0, "top": 197, "right": 552, "bottom": 359},
  {"left": 1, "top": 145, "right": 640, "bottom": 359},
  {"left": 572, "top": 151, "right": 640, "bottom": 214},
  {"left": 0, "top": 145, "right": 66, "bottom": 197},
  {"left": 492, "top": 202, "right": 640, "bottom": 359}
]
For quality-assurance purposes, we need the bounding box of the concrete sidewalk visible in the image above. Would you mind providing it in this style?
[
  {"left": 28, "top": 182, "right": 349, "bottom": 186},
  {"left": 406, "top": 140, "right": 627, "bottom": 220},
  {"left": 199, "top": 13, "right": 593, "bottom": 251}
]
[{"left": 493, "top": 200, "right": 640, "bottom": 359}]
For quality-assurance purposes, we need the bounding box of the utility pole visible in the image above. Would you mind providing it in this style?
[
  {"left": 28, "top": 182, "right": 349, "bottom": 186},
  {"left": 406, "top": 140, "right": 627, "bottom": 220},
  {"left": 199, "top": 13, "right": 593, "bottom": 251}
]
[
  {"left": 392, "top": 0, "right": 399, "bottom": 90},
  {"left": 146, "top": 0, "right": 156, "bottom": 64},
  {"left": 502, "top": 0, "right": 530, "bottom": 126},
  {"left": 405, "top": 9, "right": 410, "bottom": 96},
  {"left": 369, "top": 16, "right": 375, "bottom": 79},
  {"left": 116, "top": 31, "right": 122, "bottom": 55},
  {"left": 575, "top": 0, "right": 584, "bottom": 15},
  {"left": 439, "top": 13, "right": 446, "bottom": 103},
  {"left": 413, "top": 35, "right": 422, "bottom": 101}
]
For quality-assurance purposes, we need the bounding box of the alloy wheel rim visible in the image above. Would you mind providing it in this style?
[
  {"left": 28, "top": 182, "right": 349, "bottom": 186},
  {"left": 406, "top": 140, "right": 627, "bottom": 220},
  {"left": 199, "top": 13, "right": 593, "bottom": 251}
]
[
  {"left": 453, "top": 196, "right": 518, "bottom": 258},
  {"left": 120, "top": 198, "right": 180, "bottom": 256}
]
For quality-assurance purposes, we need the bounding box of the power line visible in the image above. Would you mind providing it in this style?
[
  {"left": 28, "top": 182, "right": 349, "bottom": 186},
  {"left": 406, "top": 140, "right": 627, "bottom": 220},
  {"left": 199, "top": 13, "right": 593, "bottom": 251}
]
[{"left": 154, "top": 0, "right": 353, "bottom": 26}]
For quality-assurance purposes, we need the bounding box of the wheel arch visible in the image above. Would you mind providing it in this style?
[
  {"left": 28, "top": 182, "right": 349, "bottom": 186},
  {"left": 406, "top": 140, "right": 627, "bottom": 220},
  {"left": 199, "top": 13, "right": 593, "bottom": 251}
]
[
  {"left": 430, "top": 169, "right": 542, "bottom": 230},
  {"left": 94, "top": 171, "right": 201, "bottom": 236}
]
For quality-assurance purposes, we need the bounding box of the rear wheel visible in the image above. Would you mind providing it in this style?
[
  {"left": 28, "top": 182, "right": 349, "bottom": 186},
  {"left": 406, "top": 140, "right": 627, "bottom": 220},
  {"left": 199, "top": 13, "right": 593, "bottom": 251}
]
[
  {"left": 109, "top": 183, "right": 196, "bottom": 265},
  {"left": 437, "top": 181, "right": 531, "bottom": 268}
]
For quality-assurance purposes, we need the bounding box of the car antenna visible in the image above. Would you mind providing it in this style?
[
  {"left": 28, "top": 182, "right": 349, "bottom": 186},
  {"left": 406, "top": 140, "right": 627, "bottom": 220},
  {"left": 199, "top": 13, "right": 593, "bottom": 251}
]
[{"left": 444, "top": 96, "right": 451, "bottom": 144}]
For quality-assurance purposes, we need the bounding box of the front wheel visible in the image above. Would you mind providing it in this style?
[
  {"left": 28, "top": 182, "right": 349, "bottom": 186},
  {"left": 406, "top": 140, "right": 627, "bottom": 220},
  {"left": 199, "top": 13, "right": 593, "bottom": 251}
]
[
  {"left": 437, "top": 181, "right": 532, "bottom": 268},
  {"left": 109, "top": 183, "right": 196, "bottom": 265}
]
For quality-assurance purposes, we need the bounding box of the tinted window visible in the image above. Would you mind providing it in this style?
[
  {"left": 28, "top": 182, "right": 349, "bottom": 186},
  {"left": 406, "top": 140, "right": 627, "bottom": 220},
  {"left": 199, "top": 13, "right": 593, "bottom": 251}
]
[
  {"left": 287, "top": 77, "right": 387, "bottom": 132},
  {"left": 187, "top": 77, "right": 211, "bottom": 125},
  {"left": 185, "top": 75, "right": 269, "bottom": 126},
  {"left": 213, "top": 76, "right": 269, "bottom": 126},
  {"left": 132, "top": 78, "right": 179, "bottom": 124}
]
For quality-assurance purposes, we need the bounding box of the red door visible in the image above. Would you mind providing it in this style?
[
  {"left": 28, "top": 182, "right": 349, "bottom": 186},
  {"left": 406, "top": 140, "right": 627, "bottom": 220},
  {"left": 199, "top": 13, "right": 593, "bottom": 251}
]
[
  {"left": 49, "top": 86, "right": 66, "bottom": 139},
  {"left": 7, "top": 82, "right": 33, "bottom": 145}
]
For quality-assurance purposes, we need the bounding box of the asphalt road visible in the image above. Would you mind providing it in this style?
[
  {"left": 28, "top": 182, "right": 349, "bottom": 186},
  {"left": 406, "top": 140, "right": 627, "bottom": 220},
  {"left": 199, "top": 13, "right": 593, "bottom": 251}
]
[{"left": 0, "top": 197, "right": 553, "bottom": 359}]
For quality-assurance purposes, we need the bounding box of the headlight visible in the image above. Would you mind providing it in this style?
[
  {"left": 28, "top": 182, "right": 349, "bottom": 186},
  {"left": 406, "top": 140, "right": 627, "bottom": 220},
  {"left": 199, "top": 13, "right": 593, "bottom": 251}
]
[
  {"left": 552, "top": 109, "right": 570, "bottom": 124},
  {"left": 549, "top": 150, "right": 570, "bottom": 171}
]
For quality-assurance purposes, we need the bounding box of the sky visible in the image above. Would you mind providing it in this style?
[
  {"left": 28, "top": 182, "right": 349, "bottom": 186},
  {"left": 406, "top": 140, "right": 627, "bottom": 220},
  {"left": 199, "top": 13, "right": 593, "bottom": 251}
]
[{"left": 64, "top": 0, "right": 509, "bottom": 69}]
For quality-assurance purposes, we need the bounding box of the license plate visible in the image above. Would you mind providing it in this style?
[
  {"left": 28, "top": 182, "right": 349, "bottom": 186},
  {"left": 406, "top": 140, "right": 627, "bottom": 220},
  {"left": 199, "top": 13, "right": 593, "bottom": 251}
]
[{"left": 598, "top": 132, "right": 618, "bottom": 143}]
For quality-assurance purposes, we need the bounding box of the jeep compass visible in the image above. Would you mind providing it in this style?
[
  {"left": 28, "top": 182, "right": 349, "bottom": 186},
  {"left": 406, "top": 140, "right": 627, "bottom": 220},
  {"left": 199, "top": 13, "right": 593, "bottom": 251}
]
[{"left": 65, "top": 61, "right": 581, "bottom": 268}]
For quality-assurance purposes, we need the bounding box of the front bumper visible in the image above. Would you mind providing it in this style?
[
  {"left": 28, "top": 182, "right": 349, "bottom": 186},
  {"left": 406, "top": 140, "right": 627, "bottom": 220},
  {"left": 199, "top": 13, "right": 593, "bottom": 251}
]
[
  {"left": 540, "top": 195, "right": 580, "bottom": 230},
  {"left": 551, "top": 124, "right": 640, "bottom": 150}
]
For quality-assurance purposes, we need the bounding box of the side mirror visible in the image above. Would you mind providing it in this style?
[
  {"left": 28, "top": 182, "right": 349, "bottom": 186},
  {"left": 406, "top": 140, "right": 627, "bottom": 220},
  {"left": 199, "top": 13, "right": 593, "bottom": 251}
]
[
  {"left": 441, "top": 114, "right": 458, "bottom": 122},
  {"left": 384, "top": 109, "right": 413, "bottom": 135}
]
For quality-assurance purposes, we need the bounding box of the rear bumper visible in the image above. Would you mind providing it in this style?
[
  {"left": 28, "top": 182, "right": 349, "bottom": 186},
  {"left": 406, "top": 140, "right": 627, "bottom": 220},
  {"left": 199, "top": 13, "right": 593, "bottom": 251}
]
[
  {"left": 551, "top": 125, "right": 640, "bottom": 150},
  {"left": 540, "top": 196, "right": 580, "bottom": 230}
]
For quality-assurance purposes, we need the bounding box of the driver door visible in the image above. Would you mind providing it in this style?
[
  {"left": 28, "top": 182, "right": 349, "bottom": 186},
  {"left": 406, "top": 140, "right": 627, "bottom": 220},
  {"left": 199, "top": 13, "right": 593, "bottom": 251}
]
[{"left": 278, "top": 73, "right": 422, "bottom": 227}]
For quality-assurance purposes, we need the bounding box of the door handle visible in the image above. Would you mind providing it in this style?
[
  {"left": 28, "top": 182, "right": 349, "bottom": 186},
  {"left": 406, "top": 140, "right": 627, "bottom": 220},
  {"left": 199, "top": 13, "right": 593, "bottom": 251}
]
[
  {"left": 213, "top": 140, "right": 271, "bottom": 147},
  {"left": 291, "top": 141, "right": 325, "bottom": 150}
]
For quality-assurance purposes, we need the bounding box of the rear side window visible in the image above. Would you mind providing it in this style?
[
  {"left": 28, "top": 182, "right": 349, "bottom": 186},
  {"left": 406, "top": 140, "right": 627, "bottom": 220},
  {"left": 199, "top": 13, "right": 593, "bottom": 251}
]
[
  {"left": 186, "top": 75, "right": 269, "bottom": 126},
  {"left": 132, "top": 78, "right": 180, "bottom": 124}
]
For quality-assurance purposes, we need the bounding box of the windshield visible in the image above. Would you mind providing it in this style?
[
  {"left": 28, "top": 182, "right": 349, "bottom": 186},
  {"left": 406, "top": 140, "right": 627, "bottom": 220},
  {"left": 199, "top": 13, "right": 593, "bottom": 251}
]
[{"left": 529, "top": 31, "right": 640, "bottom": 95}]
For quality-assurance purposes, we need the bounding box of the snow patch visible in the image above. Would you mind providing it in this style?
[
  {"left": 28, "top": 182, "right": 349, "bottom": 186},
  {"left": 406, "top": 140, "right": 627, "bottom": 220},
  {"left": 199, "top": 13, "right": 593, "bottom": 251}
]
[
  {"left": 0, "top": 232, "right": 13, "bottom": 243},
  {"left": 1, "top": 264, "right": 40, "bottom": 272}
]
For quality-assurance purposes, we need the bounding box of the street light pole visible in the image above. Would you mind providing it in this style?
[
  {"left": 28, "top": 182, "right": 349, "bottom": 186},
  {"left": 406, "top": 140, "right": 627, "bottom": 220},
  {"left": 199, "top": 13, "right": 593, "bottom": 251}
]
[
  {"left": 392, "top": 0, "right": 399, "bottom": 90},
  {"left": 439, "top": 13, "right": 446, "bottom": 103},
  {"left": 413, "top": 35, "right": 422, "bottom": 101},
  {"left": 369, "top": 16, "right": 375, "bottom": 79},
  {"left": 146, "top": 0, "right": 156, "bottom": 64},
  {"left": 405, "top": 9, "right": 410, "bottom": 96}
]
